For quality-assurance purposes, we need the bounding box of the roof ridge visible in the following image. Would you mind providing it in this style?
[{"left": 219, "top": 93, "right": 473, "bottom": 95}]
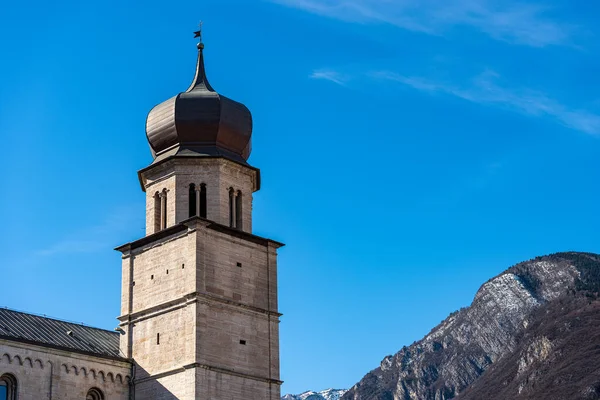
[{"left": 0, "top": 306, "right": 118, "bottom": 336}]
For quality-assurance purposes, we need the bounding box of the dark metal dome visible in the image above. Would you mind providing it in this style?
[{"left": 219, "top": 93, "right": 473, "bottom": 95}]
[{"left": 146, "top": 44, "right": 252, "bottom": 164}]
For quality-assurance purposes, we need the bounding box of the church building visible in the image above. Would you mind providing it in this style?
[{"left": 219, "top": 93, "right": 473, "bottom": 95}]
[{"left": 0, "top": 35, "right": 284, "bottom": 400}]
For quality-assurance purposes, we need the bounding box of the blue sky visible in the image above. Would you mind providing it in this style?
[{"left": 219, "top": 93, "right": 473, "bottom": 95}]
[{"left": 1, "top": 0, "right": 599, "bottom": 395}]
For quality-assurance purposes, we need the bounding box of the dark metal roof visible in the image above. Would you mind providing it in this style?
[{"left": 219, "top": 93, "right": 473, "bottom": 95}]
[
  {"left": 145, "top": 44, "right": 252, "bottom": 164},
  {"left": 0, "top": 308, "right": 124, "bottom": 360},
  {"left": 136, "top": 153, "right": 261, "bottom": 192},
  {"left": 115, "top": 216, "right": 284, "bottom": 253}
]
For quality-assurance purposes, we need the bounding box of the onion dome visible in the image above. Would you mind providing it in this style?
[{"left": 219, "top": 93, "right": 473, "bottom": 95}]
[{"left": 145, "top": 42, "right": 252, "bottom": 164}]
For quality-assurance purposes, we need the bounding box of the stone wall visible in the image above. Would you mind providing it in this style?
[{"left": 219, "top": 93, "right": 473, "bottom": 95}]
[
  {"left": 140, "top": 158, "right": 258, "bottom": 236},
  {"left": 117, "top": 217, "right": 282, "bottom": 399},
  {"left": 195, "top": 301, "right": 280, "bottom": 379},
  {"left": 0, "top": 340, "right": 130, "bottom": 399},
  {"left": 195, "top": 368, "right": 281, "bottom": 400},
  {"left": 135, "top": 368, "right": 196, "bottom": 400},
  {"left": 197, "top": 227, "right": 278, "bottom": 311},
  {"left": 214, "top": 160, "right": 256, "bottom": 233},
  {"left": 123, "top": 231, "right": 197, "bottom": 315},
  {"left": 143, "top": 167, "right": 177, "bottom": 235},
  {"left": 130, "top": 305, "right": 197, "bottom": 380}
]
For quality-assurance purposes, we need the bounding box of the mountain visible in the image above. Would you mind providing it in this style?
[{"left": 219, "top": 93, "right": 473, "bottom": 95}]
[
  {"left": 282, "top": 389, "right": 347, "bottom": 400},
  {"left": 341, "top": 252, "right": 600, "bottom": 400}
]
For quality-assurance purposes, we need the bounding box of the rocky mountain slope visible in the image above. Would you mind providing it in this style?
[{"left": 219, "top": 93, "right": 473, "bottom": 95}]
[
  {"left": 341, "top": 252, "right": 600, "bottom": 400},
  {"left": 282, "top": 389, "right": 347, "bottom": 400}
]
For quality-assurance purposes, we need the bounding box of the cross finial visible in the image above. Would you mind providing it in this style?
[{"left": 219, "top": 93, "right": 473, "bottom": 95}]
[{"left": 194, "top": 21, "right": 204, "bottom": 49}]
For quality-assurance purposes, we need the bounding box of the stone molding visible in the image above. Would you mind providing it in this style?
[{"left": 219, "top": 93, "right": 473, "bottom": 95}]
[
  {"left": 118, "top": 291, "right": 282, "bottom": 326},
  {"left": 134, "top": 362, "right": 283, "bottom": 386},
  {"left": 0, "top": 347, "right": 131, "bottom": 386}
]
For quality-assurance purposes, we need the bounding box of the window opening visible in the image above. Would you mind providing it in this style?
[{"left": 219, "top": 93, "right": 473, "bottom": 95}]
[
  {"left": 229, "top": 188, "right": 235, "bottom": 228},
  {"left": 189, "top": 183, "right": 197, "bottom": 218},
  {"left": 0, "top": 374, "right": 17, "bottom": 400},
  {"left": 86, "top": 387, "right": 104, "bottom": 400},
  {"left": 235, "top": 190, "right": 243, "bottom": 230},
  {"left": 200, "top": 183, "right": 207, "bottom": 218},
  {"left": 154, "top": 192, "right": 161, "bottom": 232},
  {"left": 160, "top": 190, "right": 167, "bottom": 229}
]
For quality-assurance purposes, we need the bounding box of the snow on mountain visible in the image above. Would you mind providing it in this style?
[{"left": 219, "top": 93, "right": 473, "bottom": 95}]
[
  {"left": 282, "top": 388, "right": 347, "bottom": 400},
  {"left": 343, "top": 252, "right": 600, "bottom": 400}
]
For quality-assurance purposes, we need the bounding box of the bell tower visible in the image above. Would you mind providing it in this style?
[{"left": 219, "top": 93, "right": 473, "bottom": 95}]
[{"left": 116, "top": 34, "right": 283, "bottom": 400}]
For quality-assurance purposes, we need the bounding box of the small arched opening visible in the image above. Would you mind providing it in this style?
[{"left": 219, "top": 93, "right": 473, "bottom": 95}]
[
  {"left": 235, "top": 190, "right": 243, "bottom": 230},
  {"left": 160, "top": 189, "right": 168, "bottom": 229},
  {"left": 199, "top": 183, "right": 207, "bottom": 218},
  {"left": 189, "top": 183, "right": 197, "bottom": 218},
  {"left": 153, "top": 191, "right": 161, "bottom": 232},
  {"left": 86, "top": 387, "right": 104, "bottom": 400},
  {"left": 0, "top": 373, "right": 17, "bottom": 400},
  {"left": 228, "top": 188, "right": 235, "bottom": 228}
]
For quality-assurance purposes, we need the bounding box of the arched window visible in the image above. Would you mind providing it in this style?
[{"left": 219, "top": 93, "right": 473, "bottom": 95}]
[
  {"left": 235, "top": 190, "right": 243, "bottom": 230},
  {"left": 199, "top": 183, "right": 207, "bottom": 218},
  {"left": 160, "top": 189, "right": 167, "bottom": 230},
  {"left": 189, "top": 183, "right": 197, "bottom": 218},
  {"left": 86, "top": 388, "right": 104, "bottom": 400},
  {"left": 153, "top": 189, "right": 168, "bottom": 231},
  {"left": 0, "top": 373, "right": 17, "bottom": 400},
  {"left": 154, "top": 192, "right": 161, "bottom": 233},
  {"left": 189, "top": 183, "right": 207, "bottom": 219},
  {"left": 229, "top": 188, "right": 235, "bottom": 228}
]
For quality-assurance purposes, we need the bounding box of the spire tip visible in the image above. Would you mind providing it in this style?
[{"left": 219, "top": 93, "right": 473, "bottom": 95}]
[{"left": 194, "top": 21, "right": 204, "bottom": 49}]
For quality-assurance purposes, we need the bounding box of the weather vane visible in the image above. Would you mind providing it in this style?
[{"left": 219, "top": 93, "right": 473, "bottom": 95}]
[{"left": 194, "top": 21, "right": 204, "bottom": 48}]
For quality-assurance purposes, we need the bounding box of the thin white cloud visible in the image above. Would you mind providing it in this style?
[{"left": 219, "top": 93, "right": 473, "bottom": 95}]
[
  {"left": 35, "top": 205, "right": 143, "bottom": 256},
  {"left": 370, "top": 70, "right": 600, "bottom": 135},
  {"left": 271, "top": 0, "right": 574, "bottom": 47},
  {"left": 310, "top": 69, "right": 349, "bottom": 85},
  {"left": 36, "top": 239, "right": 109, "bottom": 257}
]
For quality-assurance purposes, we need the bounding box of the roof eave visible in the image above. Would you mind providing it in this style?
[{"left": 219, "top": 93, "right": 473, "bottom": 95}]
[
  {"left": 0, "top": 335, "right": 131, "bottom": 363},
  {"left": 115, "top": 216, "right": 284, "bottom": 253},
  {"left": 136, "top": 153, "right": 261, "bottom": 192}
]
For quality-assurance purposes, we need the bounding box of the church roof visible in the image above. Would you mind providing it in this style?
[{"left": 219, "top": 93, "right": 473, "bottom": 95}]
[
  {"left": 145, "top": 41, "right": 253, "bottom": 165},
  {"left": 0, "top": 308, "right": 124, "bottom": 360}
]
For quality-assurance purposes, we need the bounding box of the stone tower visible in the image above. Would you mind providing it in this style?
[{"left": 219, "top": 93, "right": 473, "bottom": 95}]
[{"left": 116, "top": 37, "right": 283, "bottom": 400}]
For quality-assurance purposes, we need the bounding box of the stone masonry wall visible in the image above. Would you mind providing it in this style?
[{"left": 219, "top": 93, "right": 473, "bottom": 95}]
[
  {"left": 196, "top": 227, "right": 278, "bottom": 312},
  {"left": 144, "top": 166, "right": 177, "bottom": 235},
  {"left": 173, "top": 162, "right": 221, "bottom": 226},
  {"left": 195, "top": 301, "right": 279, "bottom": 380},
  {"left": 0, "top": 340, "right": 130, "bottom": 400},
  {"left": 195, "top": 223, "right": 281, "bottom": 382},
  {"left": 135, "top": 367, "right": 196, "bottom": 400},
  {"left": 141, "top": 159, "right": 258, "bottom": 236},
  {"left": 130, "top": 305, "right": 197, "bottom": 379},
  {"left": 216, "top": 160, "right": 256, "bottom": 233},
  {"left": 119, "top": 196, "right": 281, "bottom": 399},
  {"left": 123, "top": 231, "right": 197, "bottom": 315},
  {"left": 196, "top": 368, "right": 281, "bottom": 400}
]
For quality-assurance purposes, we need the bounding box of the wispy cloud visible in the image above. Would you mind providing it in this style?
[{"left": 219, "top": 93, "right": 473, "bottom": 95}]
[
  {"left": 310, "top": 69, "right": 350, "bottom": 85},
  {"left": 37, "top": 239, "right": 111, "bottom": 257},
  {"left": 271, "top": 0, "right": 574, "bottom": 47},
  {"left": 370, "top": 69, "right": 600, "bottom": 135},
  {"left": 35, "top": 205, "right": 143, "bottom": 257}
]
